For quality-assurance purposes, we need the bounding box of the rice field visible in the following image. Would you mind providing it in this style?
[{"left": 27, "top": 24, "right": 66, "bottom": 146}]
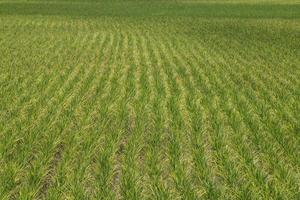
[{"left": 0, "top": 0, "right": 299, "bottom": 199}]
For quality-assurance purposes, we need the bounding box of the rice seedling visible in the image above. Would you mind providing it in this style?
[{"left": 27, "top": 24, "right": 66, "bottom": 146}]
[{"left": 0, "top": 0, "right": 299, "bottom": 199}]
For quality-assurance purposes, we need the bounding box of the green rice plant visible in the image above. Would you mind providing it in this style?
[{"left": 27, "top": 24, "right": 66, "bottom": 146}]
[{"left": 0, "top": 0, "right": 299, "bottom": 199}]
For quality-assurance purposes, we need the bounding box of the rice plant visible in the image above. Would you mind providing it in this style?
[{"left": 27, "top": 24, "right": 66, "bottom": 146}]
[{"left": 0, "top": 0, "right": 299, "bottom": 199}]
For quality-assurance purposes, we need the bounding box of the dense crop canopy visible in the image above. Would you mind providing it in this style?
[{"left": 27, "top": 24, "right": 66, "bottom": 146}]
[{"left": 0, "top": 0, "right": 299, "bottom": 199}]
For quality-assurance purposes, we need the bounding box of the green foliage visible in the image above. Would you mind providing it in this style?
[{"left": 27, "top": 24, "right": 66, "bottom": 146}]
[{"left": 0, "top": 0, "right": 299, "bottom": 199}]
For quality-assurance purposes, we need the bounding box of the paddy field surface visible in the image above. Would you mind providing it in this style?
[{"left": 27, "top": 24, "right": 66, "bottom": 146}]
[{"left": 0, "top": 0, "right": 299, "bottom": 199}]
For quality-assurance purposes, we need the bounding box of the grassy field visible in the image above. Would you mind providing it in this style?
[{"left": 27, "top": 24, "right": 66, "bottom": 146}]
[{"left": 0, "top": 0, "right": 299, "bottom": 199}]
